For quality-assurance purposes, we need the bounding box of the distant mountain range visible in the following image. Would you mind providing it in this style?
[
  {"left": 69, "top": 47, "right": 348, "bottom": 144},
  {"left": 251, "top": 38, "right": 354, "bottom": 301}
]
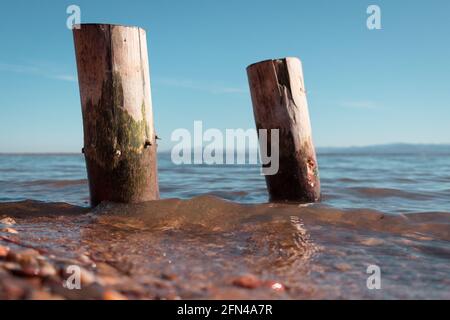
[
  {"left": 317, "top": 143, "right": 450, "bottom": 154},
  {"left": 1, "top": 143, "right": 450, "bottom": 155}
]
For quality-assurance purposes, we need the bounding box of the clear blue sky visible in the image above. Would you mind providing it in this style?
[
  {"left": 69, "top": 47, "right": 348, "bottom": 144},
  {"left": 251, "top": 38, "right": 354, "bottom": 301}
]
[{"left": 0, "top": 0, "right": 449, "bottom": 152}]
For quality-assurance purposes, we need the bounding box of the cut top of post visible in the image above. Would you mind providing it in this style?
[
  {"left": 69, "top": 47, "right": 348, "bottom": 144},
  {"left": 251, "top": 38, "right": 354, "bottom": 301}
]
[
  {"left": 246, "top": 57, "right": 301, "bottom": 70},
  {"left": 73, "top": 23, "right": 146, "bottom": 31}
]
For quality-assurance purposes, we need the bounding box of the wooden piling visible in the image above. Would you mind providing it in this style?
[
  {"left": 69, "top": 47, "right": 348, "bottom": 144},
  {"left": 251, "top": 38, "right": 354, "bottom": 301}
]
[
  {"left": 246, "top": 57, "right": 320, "bottom": 202},
  {"left": 73, "top": 24, "right": 159, "bottom": 206}
]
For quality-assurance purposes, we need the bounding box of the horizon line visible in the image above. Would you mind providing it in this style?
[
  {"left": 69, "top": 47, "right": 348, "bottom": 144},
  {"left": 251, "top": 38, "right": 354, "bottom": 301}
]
[{"left": 1, "top": 142, "right": 450, "bottom": 155}]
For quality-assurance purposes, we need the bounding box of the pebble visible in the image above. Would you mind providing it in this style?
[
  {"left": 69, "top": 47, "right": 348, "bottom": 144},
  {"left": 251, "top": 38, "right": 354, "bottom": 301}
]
[
  {"left": 264, "top": 280, "right": 286, "bottom": 292},
  {"left": 0, "top": 278, "right": 26, "bottom": 299},
  {"left": 3, "top": 248, "right": 57, "bottom": 278},
  {"left": 80, "top": 267, "right": 97, "bottom": 286},
  {"left": 0, "top": 217, "right": 16, "bottom": 225},
  {"left": 78, "top": 254, "right": 95, "bottom": 267},
  {"left": 7, "top": 249, "right": 40, "bottom": 265},
  {"left": 232, "top": 274, "right": 262, "bottom": 289},
  {"left": 335, "top": 263, "right": 352, "bottom": 272},
  {"left": 161, "top": 272, "right": 177, "bottom": 281},
  {"left": 1, "top": 260, "right": 41, "bottom": 277},
  {"left": 0, "top": 245, "right": 10, "bottom": 258},
  {"left": 95, "top": 262, "right": 117, "bottom": 274},
  {"left": 97, "top": 275, "right": 121, "bottom": 286},
  {"left": 154, "top": 279, "right": 172, "bottom": 290},
  {"left": 38, "top": 261, "right": 57, "bottom": 277},
  {"left": 1, "top": 228, "right": 18, "bottom": 234},
  {"left": 232, "top": 274, "right": 286, "bottom": 292},
  {"left": 103, "top": 290, "right": 128, "bottom": 300},
  {"left": 30, "top": 291, "right": 64, "bottom": 300},
  {"left": 1, "top": 262, "right": 21, "bottom": 272},
  {"left": 360, "top": 238, "right": 384, "bottom": 246},
  {"left": 11, "top": 265, "right": 41, "bottom": 277}
]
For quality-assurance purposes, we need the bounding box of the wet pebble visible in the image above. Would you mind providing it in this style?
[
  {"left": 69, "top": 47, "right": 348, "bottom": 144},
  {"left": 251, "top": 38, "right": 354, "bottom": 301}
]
[
  {"left": 0, "top": 217, "right": 16, "bottom": 226},
  {"left": 0, "top": 278, "right": 26, "bottom": 299},
  {"left": 335, "top": 263, "right": 352, "bottom": 272},
  {"left": 161, "top": 272, "right": 177, "bottom": 281},
  {"left": 1, "top": 261, "right": 22, "bottom": 272},
  {"left": 1, "top": 228, "right": 18, "bottom": 234},
  {"left": 5, "top": 249, "right": 57, "bottom": 278},
  {"left": 78, "top": 254, "right": 96, "bottom": 267},
  {"left": 232, "top": 274, "right": 286, "bottom": 292},
  {"left": 264, "top": 280, "right": 285, "bottom": 292},
  {"left": 232, "top": 274, "right": 262, "bottom": 289},
  {"left": 11, "top": 265, "right": 41, "bottom": 277},
  {"left": 97, "top": 275, "right": 121, "bottom": 286},
  {"left": 0, "top": 245, "right": 10, "bottom": 258},
  {"left": 80, "top": 267, "right": 97, "bottom": 286},
  {"left": 37, "top": 261, "right": 57, "bottom": 277},
  {"left": 154, "top": 279, "right": 172, "bottom": 290},
  {"left": 7, "top": 249, "right": 40, "bottom": 265},
  {"left": 360, "top": 238, "right": 384, "bottom": 246},
  {"left": 1, "top": 260, "right": 41, "bottom": 277},
  {"left": 29, "top": 290, "right": 64, "bottom": 300},
  {"left": 103, "top": 290, "right": 128, "bottom": 300}
]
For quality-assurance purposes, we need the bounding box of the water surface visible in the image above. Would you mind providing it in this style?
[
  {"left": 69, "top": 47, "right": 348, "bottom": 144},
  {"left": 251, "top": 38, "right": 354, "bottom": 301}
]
[{"left": 0, "top": 151, "right": 449, "bottom": 299}]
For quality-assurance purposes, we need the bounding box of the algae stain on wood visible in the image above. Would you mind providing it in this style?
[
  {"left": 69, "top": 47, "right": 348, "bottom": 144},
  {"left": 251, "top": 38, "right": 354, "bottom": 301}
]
[{"left": 84, "top": 74, "right": 149, "bottom": 166}]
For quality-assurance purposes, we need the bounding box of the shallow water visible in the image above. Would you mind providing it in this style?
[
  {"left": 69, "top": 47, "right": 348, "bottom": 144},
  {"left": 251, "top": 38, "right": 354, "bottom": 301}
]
[
  {"left": 1, "top": 152, "right": 450, "bottom": 213},
  {"left": 0, "top": 151, "right": 449, "bottom": 299}
]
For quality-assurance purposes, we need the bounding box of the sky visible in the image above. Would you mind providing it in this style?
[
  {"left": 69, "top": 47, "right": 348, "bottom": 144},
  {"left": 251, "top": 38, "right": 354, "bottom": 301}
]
[{"left": 0, "top": 0, "right": 449, "bottom": 152}]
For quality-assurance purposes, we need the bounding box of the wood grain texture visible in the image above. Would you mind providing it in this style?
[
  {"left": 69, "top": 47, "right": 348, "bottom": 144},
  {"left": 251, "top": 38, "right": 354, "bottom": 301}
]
[
  {"left": 73, "top": 24, "right": 159, "bottom": 206},
  {"left": 247, "top": 57, "right": 320, "bottom": 202}
]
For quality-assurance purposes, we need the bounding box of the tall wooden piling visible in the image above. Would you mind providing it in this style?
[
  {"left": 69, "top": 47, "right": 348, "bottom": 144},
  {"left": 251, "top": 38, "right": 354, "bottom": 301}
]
[
  {"left": 73, "top": 24, "right": 159, "bottom": 206},
  {"left": 247, "top": 57, "right": 320, "bottom": 202}
]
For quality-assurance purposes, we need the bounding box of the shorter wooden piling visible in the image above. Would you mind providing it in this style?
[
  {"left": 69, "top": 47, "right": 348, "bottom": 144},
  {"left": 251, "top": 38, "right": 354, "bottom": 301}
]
[{"left": 246, "top": 57, "right": 321, "bottom": 202}]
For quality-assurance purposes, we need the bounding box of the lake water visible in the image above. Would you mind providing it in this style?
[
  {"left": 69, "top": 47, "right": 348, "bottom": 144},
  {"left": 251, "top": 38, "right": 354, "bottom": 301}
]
[
  {"left": 0, "top": 151, "right": 449, "bottom": 299},
  {"left": 1, "top": 151, "right": 449, "bottom": 214}
]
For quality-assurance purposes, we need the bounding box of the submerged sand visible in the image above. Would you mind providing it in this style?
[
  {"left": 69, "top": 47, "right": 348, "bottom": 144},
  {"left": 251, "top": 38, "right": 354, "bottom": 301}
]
[{"left": 0, "top": 196, "right": 449, "bottom": 299}]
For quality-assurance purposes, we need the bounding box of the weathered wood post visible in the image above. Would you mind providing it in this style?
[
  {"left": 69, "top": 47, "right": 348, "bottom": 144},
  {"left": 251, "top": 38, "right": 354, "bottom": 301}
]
[
  {"left": 246, "top": 57, "right": 320, "bottom": 202},
  {"left": 73, "top": 24, "right": 159, "bottom": 206}
]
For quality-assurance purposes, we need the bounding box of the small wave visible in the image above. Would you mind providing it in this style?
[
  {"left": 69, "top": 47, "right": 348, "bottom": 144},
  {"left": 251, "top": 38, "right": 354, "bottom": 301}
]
[
  {"left": 1, "top": 197, "right": 449, "bottom": 241},
  {"left": 0, "top": 199, "right": 88, "bottom": 218},
  {"left": 3, "top": 195, "right": 444, "bottom": 240},
  {"left": 336, "top": 178, "right": 361, "bottom": 183},
  {"left": 204, "top": 190, "right": 249, "bottom": 199},
  {"left": 321, "top": 177, "right": 363, "bottom": 184},
  {"left": 347, "top": 187, "right": 433, "bottom": 200},
  {"left": 392, "top": 177, "right": 418, "bottom": 183},
  {"left": 20, "top": 179, "right": 87, "bottom": 188},
  {"left": 0, "top": 168, "right": 21, "bottom": 173}
]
